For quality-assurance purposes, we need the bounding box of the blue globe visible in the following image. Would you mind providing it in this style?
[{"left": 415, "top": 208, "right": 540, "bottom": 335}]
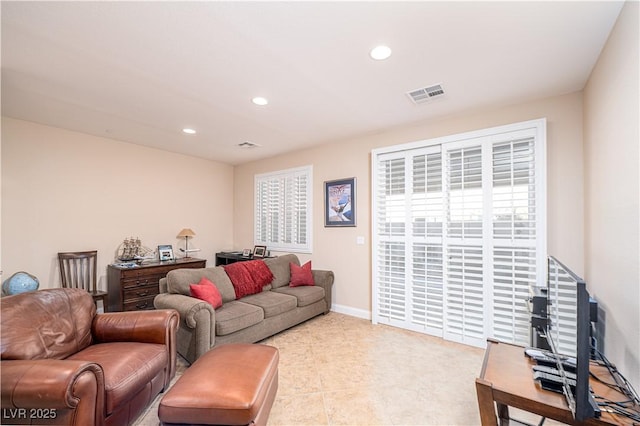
[{"left": 2, "top": 271, "right": 39, "bottom": 296}]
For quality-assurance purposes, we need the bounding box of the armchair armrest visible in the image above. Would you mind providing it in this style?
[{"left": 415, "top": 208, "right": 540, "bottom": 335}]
[
  {"left": 92, "top": 309, "right": 179, "bottom": 345},
  {"left": 312, "top": 269, "right": 334, "bottom": 313},
  {"left": 1, "top": 359, "right": 104, "bottom": 426}
]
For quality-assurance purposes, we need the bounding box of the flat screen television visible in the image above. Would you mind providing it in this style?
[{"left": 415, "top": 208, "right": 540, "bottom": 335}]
[{"left": 545, "top": 256, "right": 599, "bottom": 421}]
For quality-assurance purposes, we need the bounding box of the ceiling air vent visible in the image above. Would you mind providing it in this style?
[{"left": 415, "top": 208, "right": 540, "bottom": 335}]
[
  {"left": 407, "top": 83, "right": 445, "bottom": 104},
  {"left": 238, "top": 141, "right": 260, "bottom": 149}
]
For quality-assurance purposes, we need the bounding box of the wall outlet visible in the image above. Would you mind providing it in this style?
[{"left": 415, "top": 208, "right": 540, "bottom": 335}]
[{"left": 356, "top": 236, "right": 365, "bottom": 245}]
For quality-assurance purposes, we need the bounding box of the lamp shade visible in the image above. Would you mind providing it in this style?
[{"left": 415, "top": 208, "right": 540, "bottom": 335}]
[{"left": 177, "top": 228, "right": 196, "bottom": 238}]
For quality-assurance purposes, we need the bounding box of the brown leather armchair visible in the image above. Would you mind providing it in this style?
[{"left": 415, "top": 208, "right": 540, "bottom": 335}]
[{"left": 1, "top": 288, "right": 179, "bottom": 426}]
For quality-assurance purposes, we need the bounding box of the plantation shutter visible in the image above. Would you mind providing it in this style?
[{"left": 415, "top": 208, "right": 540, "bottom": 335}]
[
  {"left": 411, "top": 150, "right": 444, "bottom": 333},
  {"left": 255, "top": 166, "right": 312, "bottom": 252},
  {"left": 443, "top": 145, "right": 485, "bottom": 345},
  {"left": 373, "top": 147, "right": 444, "bottom": 332},
  {"left": 372, "top": 119, "right": 546, "bottom": 348},
  {"left": 491, "top": 137, "right": 539, "bottom": 345},
  {"left": 374, "top": 155, "right": 407, "bottom": 323}
]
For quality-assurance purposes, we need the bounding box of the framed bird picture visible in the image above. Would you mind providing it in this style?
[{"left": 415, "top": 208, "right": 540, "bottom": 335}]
[{"left": 324, "top": 177, "right": 356, "bottom": 227}]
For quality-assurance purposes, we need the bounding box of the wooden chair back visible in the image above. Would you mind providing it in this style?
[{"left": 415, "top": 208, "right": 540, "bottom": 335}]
[{"left": 58, "top": 250, "right": 98, "bottom": 292}]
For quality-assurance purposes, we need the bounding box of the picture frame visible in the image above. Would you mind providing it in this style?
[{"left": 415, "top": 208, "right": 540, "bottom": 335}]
[
  {"left": 242, "top": 248, "right": 251, "bottom": 257},
  {"left": 158, "top": 244, "right": 174, "bottom": 261},
  {"left": 324, "top": 177, "right": 356, "bottom": 227},
  {"left": 253, "top": 245, "right": 267, "bottom": 258}
]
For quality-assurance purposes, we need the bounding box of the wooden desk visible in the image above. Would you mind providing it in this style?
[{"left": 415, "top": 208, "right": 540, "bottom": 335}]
[
  {"left": 215, "top": 251, "right": 275, "bottom": 266},
  {"left": 476, "top": 339, "right": 636, "bottom": 425}
]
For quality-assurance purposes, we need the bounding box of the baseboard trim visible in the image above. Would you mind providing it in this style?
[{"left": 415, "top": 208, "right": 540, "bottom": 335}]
[{"left": 331, "top": 304, "right": 371, "bottom": 320}]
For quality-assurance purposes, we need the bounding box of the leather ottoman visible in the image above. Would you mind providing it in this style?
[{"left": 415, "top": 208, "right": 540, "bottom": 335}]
[{"left": 158, "top": 343, "right": 279, "bottom": 426}]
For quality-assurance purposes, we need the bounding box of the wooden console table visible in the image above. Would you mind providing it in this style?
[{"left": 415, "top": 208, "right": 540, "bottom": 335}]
[
  {"left": 476, "top": 339, "right": 636, "bottom": 425},
  {"left": 107, "top": 258, "right": 206, "bottom": 311}
]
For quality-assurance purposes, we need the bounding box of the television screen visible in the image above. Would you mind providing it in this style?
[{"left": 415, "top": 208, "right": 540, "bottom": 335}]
[{"left": 546, "top": 256, "right": 599, "bottom": 421}]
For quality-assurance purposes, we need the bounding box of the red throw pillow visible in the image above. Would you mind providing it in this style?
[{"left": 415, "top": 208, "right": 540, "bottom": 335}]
[
  {"left": 289, "top": 261, "right": 315, "bottom": 287},
  {"left": 189, "top": 277, "right": 223, "bottom": 309}
]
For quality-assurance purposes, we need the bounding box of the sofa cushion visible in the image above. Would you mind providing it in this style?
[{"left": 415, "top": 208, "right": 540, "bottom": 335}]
[
  {"left": 167, "top": 268, "right": 236, "bottom": 303},
  {"left": 1, "top": 288, "right": 95, "bottom": 360},
  {"left": 264, "top": 254, "right": 300, "bottom": 288},
  {"left": 241, "top": 291, "right": 297, "bottom": 318},
  {"left": 290, "top": 261, "right": 315, "bottom": 287},
  {"left": 215, "top": 301, "right": 264, "bottom": 336},
  {"left": 190, "top": 277, "right": 223, "bottom": 309},
  {"left": 272, "top": 285, "right": 325, "bottom": 307},
  {"left": 67, "top": 341, "right": 167, "bottom": 415}
]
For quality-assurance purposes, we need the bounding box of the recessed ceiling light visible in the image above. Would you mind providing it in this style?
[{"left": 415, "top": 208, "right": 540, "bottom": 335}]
[
  {"left": 252, "top": 97, "right": 268, "bottom": 106},
  {"left": 370, "top": 45, "right": 392, "bottom": 60},
  {"left": 182, "top": 128, "right": 196, "bottom": 134}
]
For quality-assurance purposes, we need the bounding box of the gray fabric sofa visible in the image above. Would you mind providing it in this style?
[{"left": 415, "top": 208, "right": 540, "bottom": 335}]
[{"left": 154, "top": 254, "right": 334, "bottom": 364}]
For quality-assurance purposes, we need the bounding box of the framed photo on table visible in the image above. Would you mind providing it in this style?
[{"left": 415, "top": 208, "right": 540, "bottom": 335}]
[
  {"left": 253, "top": 245, "right": 267, "bottom": 258},
  {"left": 158, "top": 245, "right": 174, "bottom": 261},
  {"left": 242, "top": 248, "right": 251, "bottom": 257},
  {"left": 324, "top": 177, "right": 356, "bottom": 227}
]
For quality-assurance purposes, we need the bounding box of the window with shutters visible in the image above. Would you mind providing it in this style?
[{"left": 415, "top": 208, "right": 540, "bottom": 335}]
[
  {"left": 254, "top": 165, "right": 312, "bottom": 253},
  {"left": 372, "top": 119, "right": 546, "bottom": 348}
]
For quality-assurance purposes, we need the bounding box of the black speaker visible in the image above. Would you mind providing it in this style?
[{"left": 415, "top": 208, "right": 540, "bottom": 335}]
[
  {"left": 531, "top": 287, "right": 548, "bottom": 316},
  {"left": 589, "top": 297, "right": 598, "bottom": 323},
  {"left": 530, "top": 287, "right": 550, "bottom": 350}
]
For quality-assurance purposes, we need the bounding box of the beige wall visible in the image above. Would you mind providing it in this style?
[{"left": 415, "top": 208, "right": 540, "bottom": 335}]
[
  {"left": 584, "top": 1, "right": 639, "bottom": 389},
  {"left": 234, "top": 92, "right": 585, "bottom": 317},
  {"left": 1, "top": 117, "right": 235, "bottom": 291}
]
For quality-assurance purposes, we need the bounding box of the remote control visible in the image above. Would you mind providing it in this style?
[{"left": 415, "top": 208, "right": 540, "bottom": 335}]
[
  {"left": 525, "top": 348, "right": 548, "bottom": 358},
  {"left": 531, "top": 355, "right": 577, "bottom": 373},
  {"left": 533, "top": 371, "right": 576, "bottom": 387},
  {"left": 532, "top": 364, "right": 577, "bottom": 380}
]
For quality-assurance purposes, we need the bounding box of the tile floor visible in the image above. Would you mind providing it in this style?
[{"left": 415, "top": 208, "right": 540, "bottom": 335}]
[{"left": 134, "top": 312, "right": 559, "bottom": 425}]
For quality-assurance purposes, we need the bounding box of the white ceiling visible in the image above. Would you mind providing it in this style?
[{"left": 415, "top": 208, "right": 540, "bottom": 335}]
[{"left": 1, "top": 1, "right": 624, "bottom": 165}]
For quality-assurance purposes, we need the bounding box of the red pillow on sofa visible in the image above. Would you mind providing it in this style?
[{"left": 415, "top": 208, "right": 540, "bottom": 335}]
[
  {"left": 189, "top": 277, "right": 223, "bottom": 309},
  {"left": 289, "top": 261, "right": 315, "bottom": 287}
]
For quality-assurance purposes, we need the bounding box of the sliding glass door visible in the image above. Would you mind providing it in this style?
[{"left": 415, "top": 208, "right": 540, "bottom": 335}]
[{"left": 372, "top": 119, "right": 546, "bottom": 347}]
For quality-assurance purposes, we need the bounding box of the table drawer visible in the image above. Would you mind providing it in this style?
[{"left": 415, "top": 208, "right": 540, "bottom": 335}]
[
  {"left": 123, "top": 284, "right": 159, "bottom": 301},
  {"left": 122, "top": 274, "right": 163, "bottom": 289},
  {"left": 123, "top": 295, "right": 156, "bottom": 311}
]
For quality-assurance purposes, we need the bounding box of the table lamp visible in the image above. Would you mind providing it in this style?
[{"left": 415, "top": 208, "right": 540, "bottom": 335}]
[{"left": 177, "top": 228, "right": 196, "bottom": 258}]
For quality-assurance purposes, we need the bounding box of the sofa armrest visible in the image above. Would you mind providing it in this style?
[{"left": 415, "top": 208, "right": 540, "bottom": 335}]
[
  {"left": 92, "top": 309, "right": 179, "bottom": 345},
  {"left": 154, "top": 293, "right": 216, "bottom": 364},
  {"left": 312, "top": 269, "right": 334, "bottom": 313},
  {"left": 159, "top": 276, "right": 168, "bottom": 293},
  {"left": 1, "top": 359, "right": 104, "bottom": 426},
  {"left": 154, "top": 293, "right": 215, "bottom": 329}
]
